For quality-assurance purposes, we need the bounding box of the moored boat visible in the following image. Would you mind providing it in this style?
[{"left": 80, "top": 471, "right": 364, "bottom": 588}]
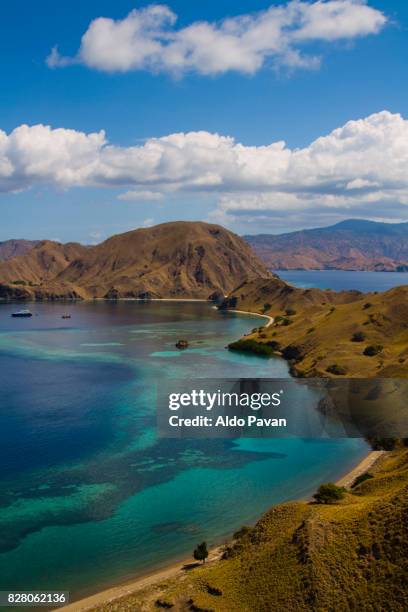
[{"left": 11, "top": 309, "right": 33, "bottom": 318}]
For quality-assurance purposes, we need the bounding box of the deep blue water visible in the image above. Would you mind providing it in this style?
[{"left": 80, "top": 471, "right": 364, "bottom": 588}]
[
  {"left": 0, "top": 301, "right": 368, "bottom": 601},
  {"left": 276, "top": 269, "right": 407, "bottom": 292}
]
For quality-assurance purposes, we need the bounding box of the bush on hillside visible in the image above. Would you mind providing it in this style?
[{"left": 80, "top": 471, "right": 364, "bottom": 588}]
[
  {"left": 313, "top": 483, "right": 345, "bottom": 504},
  {"left": 351, "top": 472, "right": 373, "bottom": 488},
  {"left": 326, "top": 364, "right": 347, "bottom": 376},
  {"left": 364, "top": 345, "right": 383, "bottom": 357},
  {"left": 351, "top": 331, "right": 366, "bottom": 342},
  {"left": 228, "top": 339, "right": 275, "bottom": 356},
  {"left": 233, "top": 525, "right": 252, "bottom": 539},
  {"left": 193, "top": 541, "right": 209, "bottom": 564}
]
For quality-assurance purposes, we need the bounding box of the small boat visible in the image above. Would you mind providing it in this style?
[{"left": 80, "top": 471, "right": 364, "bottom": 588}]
[
  {"left": 61, "top": 314, "right": 71, "bottom": 319},
  {"left": 176, "top": 339, "right": 189, "bottom": 349},
  {"left": 11, "top": 309, "right": 33, "bottom": 318}
]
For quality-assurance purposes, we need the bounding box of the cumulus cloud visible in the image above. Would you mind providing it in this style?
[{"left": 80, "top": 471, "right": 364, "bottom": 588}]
[
  {"left": 47, "top": 1, "right": 387, "bottom": 76},
  {"left": 117, "top": 190, "right": 164, "bottom": 201},
  {"left": 1, "top": 111, "right": 408, "bottom": 225}
]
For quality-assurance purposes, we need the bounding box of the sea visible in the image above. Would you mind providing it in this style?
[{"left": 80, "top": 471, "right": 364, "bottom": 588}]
[
  {"left": 276, "top": 269, "right": 407, "bottom": 292},
  {"left": 1, "top": 270, "right": 404, "bottom": 602}
]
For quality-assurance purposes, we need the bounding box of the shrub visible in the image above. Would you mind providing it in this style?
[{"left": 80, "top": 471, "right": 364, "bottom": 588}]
[
  {"left": 351, "top": 331, "right": 366, "bottom": 342},
  {"left": 282, "top": 345, "right": 303, "bottom": 361},
  {"left": 351, "top": 472, "right": 373, "bottom": 488},
  {"left": 228, "top": 339, "right": 275, "bottom": 356},
  {"left": 233, "top": 525, "right": 252, "bottom": 539},
  {"left": 193, "top": 541, "right": 208, "bottom": 564},
  {"left": 280, "top": 317, "right": 292, "bottom": 326},
  {"left": 313, "top": 483, "right": 345, "bottom": 504},
  {"left": 363, "top": 345, "right": 383, "bottom": 357},
  {"left": 363, "top": 302, "right": 373, "bottom": 310},
  {"left": 326, "top": 364, "right": 347, "bottom": 375},
  {"left": 155, "top": 600, "right": 174, "bottom": 609},
  {"left": 368, "top": 437, "right": 398, "bottom": 450},
  {"left": 206, "top": 585, "right": 222, "bottom": 596},
  {"left": 266, "top": 340, "right": 281, "bottom": 351},
  {"left": 285, "top": 308, "right": 297, "bottom": 316},
  {"left": 263, "top": 303, "right": 272, "bottom": 313}
]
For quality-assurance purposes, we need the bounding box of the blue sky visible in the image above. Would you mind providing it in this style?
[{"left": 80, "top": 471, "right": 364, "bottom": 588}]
[{"left": 0, "top": 0, "right": 408, "bottom": 242}]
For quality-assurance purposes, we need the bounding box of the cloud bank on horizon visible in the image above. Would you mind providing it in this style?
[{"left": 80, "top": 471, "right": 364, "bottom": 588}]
[
  {"left": 47, "top": 1, "right": 387, "bottom": 76},
  {"left": 1, "top": 111, "right": 408, "bottom": 227}
]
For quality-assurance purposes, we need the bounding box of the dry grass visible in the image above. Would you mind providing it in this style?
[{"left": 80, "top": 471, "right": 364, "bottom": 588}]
[
  {"left": 93, "top": 449, "right": 408, "bottom": 612},
  {"left": 226, "top": 283, "right": 408, "bottom": 378}
]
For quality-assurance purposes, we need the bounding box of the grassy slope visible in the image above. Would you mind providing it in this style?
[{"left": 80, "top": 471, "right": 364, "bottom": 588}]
[
  {"left": 226, "top": 282, "right": 408, "bottom": 377},
  {"left": 93, "top": 450, "right": 408, "bottom": 611}
]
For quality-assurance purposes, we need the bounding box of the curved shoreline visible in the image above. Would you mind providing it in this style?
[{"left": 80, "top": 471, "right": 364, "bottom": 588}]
[
  {"left": 59, "top": 449, "right": 382, "bottom": 612},
  {"left": 225, "top": 308, "right": 274, "bottom": 328},
  {"left": 336, "top": 450, "right": 385, "bottom": 489}
]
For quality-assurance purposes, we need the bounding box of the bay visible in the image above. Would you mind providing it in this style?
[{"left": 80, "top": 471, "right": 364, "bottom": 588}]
[{"left": 0, "top": 301, "right": 367, "bottom": 601}]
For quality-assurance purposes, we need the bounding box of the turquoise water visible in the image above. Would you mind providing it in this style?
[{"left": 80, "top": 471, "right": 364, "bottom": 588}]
[
  {"left": 276, "top": 269, "right": 407, "bottom": 292},
  {"left": 0, "top": 301, "right": 368, "bottom": 601}
]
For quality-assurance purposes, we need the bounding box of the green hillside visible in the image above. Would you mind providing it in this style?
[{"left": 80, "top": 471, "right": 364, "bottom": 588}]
[{"left": 93, "top": 449, "right": 408, "bottom": 611}]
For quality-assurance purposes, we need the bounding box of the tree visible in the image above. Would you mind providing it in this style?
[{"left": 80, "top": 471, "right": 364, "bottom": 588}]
[
  {"left": 326, "top": 364, "right": 347, "bottom": 376},
  {"left": 363, "top": 344, "right": 383, "bottom": 357},
  {"left": 351, "top": 331, "right": 366, "bottom": 342},
  {"left": 313, "top": 483, "right": 345, "bottom": 504},
  {"left": 193, "top": 541, "right": 209, "bottom": 564}
]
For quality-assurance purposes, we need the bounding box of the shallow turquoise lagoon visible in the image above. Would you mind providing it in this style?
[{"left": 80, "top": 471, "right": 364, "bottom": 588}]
[{"left": 0, "top": 301, "right": 368, "bottom": 601}]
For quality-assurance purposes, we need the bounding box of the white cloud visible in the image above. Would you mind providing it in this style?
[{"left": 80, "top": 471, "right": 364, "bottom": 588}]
[
  {"left": 47, "top": 1, "right": 387, "bottom": 76},
  {"left": 89, "top": 230, "right": 104, "bottom": 244},
  {"left": 1, "top": 111, "right": 408, "bottom": 225},
  {"left": 118, "top": 190, "right": 164, "bottom": 201}
]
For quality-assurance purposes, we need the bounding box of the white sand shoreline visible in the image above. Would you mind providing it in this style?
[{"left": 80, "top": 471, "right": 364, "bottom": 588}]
[
  {"left": 226, "top": 308, "right": 274, "bottom": 327},
  {"left": 59, "top": 448, "right": 383, "bottom": 611},
  {"left": 336, "top": 450, "right": 385, "bottom": 489}
]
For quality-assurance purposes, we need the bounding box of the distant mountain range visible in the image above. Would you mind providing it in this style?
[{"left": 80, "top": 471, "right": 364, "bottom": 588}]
[
  {"left": 245, "top": 220, "right": 408, "bottom": 272},
  {"left": 0, "top": 222, "right": 271, "bottom": 300},
  {"left": 1, "top": 218, "right": 407, "bottom": 301},
  {"left": 0, "top": 239, "right": 38, "bottom": 262}
]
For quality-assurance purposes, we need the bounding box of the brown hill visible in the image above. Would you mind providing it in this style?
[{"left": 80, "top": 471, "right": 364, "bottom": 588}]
[
  {"left": 0, "top": 239, "right": 38, "bottom": 262},
  {"left": 245, "top": 219, "right": 408, "bottom": 271},
  {"left": 223, "top": 279, "right": 408, "bottom": 377},
  {"left": 0, "top": 222, "right": 272, "bottom": 300},
  {"left": 0, "top": 240, "right": 87, "bottom": 285}
]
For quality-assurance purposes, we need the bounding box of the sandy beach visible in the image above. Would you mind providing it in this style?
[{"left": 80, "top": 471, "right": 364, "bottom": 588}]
[
  {"left": 227, "top": 309, "right": 274, "bottom": 327},
  {"left": 336, "top": 450, "right": 385, "bottom": 489},
  {"left": 59, "top": 449, "right": 384, "bottom": 611},
  {"left": 59, "top": 546, "right": 224, "bottom": 612}
]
